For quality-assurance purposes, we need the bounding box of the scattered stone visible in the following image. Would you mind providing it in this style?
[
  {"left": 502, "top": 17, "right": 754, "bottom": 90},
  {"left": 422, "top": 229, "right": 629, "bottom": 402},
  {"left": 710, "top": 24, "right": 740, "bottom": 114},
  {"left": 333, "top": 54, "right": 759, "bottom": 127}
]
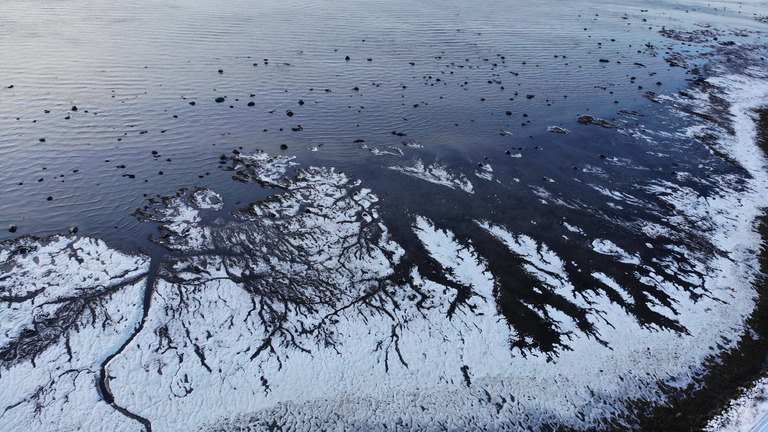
[
  {"left": 280, "top": 144, "right": 288, "bottom": 150},
  {"left": 8, "top": 224, "right": 17, "bottom": 233},
  {"left": 298, "top": 100, "right": 304, "bottom": 105},
  {"left": 247, "top": 101, "right": 255, "bottom": 106},
  {"left": 215, "top": 97, "right": 226, "bottom": 103},
  {"left": 286, "top": 110, "right": 294, "bottom": 117},
  {"left": 69, "top": 226, "right": 78, "bottom": 234},
  {"left": 71, "top": 106, "right": 78, "bottom": 111},
  {"left": 189, "top": 101, "right": 196, "bottom": 106},
  {"left": 39, "top": 138, "right": 46, "bottom": 142}
]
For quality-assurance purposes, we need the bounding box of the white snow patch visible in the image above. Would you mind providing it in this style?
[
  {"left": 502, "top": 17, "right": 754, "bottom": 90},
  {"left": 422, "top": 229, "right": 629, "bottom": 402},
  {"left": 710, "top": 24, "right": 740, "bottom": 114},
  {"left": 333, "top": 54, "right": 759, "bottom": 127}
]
[{"left": 390, "top": 159, "right": 474, "bottom": 193}]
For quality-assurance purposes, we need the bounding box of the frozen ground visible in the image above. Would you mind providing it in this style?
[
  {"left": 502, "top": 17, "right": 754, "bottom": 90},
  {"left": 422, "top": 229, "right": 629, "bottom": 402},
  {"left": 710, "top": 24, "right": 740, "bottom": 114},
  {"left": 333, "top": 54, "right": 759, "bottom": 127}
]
[{"left": 2, "top": 5, "right": 768, "bottom": 431}]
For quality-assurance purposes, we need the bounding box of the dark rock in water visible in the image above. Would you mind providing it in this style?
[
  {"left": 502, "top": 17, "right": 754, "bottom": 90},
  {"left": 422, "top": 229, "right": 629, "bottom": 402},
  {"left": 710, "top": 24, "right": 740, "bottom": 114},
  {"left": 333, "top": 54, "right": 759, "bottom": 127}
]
[
  {"left": 353, "top": 138, "right": 365, "bottom": 143},
  {"left": 599, "top": 154, "right": 607, "bottom": 159},
  {"left": 46, "top": 196, "right": 52, "bottom": 201},
  {"left": 298, "top": 99, "right": 304, "bottom": 105},
  {"left": 71, "top": 105, "right": 78, "bottom": 111},
  {"left": 218, "top": 69, "right": 223, "bottom": 74},
  {"left": 599, "top": 59, "right": 610, "bottom": 63},
  {"left": 69, "top": 226, "right": 78, "bottom": 234},
  {"left": 39, "top": 138, "right": 45, "bottom": 142},
  {"left": 247, "top": 101, "right": 255, "bottom": 107},
  {"left": 8, "top": 224, "right": 17, "bottom": 233},
  {"left": 215, "top": 97, "right": 226, "bottom": 103},
  {"left": 189, "top": 101, "right": 196, "bottom": 106},
  {"left": 577, "top": 114, "right": 619, "bottom": 129},
  {"left": 286, "top": 110, "right": 294, "bottom": 117},
  {"left": 280, "top": 144, "right": 288, "bottom": 150},
  {"left": 526, "top": 94, "right": 535, "bottom": 99},
  {"left": 506, "top": 111, "right": 512, "bottom": 116},
  {"left": 345, "top": 56, "right": 351, "bottom": 60},
  {"left": 291, "top": 125, "right": 303, "bottom": 132}
]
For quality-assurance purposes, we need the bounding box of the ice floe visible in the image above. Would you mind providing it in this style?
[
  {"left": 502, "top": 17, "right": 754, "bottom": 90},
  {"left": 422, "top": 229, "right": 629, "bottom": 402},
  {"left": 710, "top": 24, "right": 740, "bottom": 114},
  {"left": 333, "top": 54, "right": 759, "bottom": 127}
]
[{"left": 390, "top": 159, "right": 474, "bottom": 193}]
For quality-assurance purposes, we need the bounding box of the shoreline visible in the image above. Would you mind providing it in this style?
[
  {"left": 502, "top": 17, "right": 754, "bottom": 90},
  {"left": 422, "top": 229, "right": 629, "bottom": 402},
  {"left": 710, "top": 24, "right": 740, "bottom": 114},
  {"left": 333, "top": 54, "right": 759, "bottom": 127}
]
[{"left": 637, "top": 109, "right": 768, "bottom": 430}]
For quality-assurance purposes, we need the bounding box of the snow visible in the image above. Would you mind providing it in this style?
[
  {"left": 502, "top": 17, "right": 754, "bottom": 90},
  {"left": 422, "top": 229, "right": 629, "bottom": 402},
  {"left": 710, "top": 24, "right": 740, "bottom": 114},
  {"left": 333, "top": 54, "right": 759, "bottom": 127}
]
[
  {"left": 390, "top": 159, "right": 475, "bottom": 193},
  {"left": 0, "top": 236, "right": 149, "bottom": 431},
  {"left": 706, "top": 376, "right": 768, "bottom": 432},
  {"left": 2, "top": 54, "right": 768, "bottom": 431}
]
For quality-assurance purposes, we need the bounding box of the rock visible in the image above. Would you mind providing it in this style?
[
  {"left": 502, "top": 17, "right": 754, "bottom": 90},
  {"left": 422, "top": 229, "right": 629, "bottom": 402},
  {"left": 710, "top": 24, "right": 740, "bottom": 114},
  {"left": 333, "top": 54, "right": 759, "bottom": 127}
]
[
  {"left": 547, "top": 126, "right": 570, "bottom": 134},
  {"left": 577, "top": 114, "right": 619, "bottom": 129},
  {"left": 69, "top": 226, "right": 78, "bottom": 234},
  {"left": 506, "top": 111, "right": 512, "bottom": 116},
  {"left": 189, "top": 101, "right": 196, "bottom": 106},
  {"left": 286, "top": 110, "right": 294, "bottom": 117},
  {"left": 215, "top": 97, "right": 226, "bottom": 103},
  {"left": 39, "top": 138, "right": 46, "bottom": 142},
  {"left": 298, "top": 100, "right": 304, "bottom": 105},
  {"left": 345, "top": 56, "right": 351, "bottom": 60},
  {"left": 247, "top": 101, "right": 255, "bottom": 107},
  {"left": 280, "top": 144, "right": 288, "bottom": 150},
  {"left": 599, "top": 59, "right": 610, "bottom": 63},
  {"left": 218, "top": 69, "right": 223, "bottom": 74},
  {"left": 71, "top": 105, "right": 78, "bottom": 111},
  {"left": 8, "top": 224, "right": 17, "bottom": 233}
]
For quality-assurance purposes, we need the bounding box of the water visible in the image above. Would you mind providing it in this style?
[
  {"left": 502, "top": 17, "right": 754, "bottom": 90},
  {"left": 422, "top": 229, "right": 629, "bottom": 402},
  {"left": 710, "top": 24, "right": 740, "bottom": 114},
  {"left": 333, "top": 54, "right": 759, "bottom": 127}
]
[
  {"left": 2, "top": 0, "right": 768, "bottom": 430},
  {"left": 0, "top": 0, "right": 722, "bottom": 247}
]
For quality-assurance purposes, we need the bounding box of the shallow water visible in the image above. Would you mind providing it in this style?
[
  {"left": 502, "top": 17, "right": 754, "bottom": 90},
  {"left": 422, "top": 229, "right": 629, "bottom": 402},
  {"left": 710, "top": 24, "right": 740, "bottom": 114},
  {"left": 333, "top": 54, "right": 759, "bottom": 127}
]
[
  {"left": 2, "top": 0, "right": 768, "bottom": 430},
  {"left": 2, "top": 0, "right": 754, "bottom": 246}
]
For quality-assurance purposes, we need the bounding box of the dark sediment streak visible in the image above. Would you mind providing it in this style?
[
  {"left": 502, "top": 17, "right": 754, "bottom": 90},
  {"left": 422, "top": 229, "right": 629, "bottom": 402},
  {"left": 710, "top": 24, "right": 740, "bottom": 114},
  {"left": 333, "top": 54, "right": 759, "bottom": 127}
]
[{"left": 632, "top": 108, "right": 768, "bottom": 430}]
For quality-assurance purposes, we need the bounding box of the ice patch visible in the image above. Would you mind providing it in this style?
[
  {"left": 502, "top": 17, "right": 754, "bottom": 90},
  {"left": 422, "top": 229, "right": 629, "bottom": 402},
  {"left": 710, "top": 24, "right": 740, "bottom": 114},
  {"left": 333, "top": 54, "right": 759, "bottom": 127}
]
[
  {"left": 591, "top": 239, "right": 642, "bottom": 265},
  {"left": 390, "top": 159, "right": 474, "bottom": 193}
]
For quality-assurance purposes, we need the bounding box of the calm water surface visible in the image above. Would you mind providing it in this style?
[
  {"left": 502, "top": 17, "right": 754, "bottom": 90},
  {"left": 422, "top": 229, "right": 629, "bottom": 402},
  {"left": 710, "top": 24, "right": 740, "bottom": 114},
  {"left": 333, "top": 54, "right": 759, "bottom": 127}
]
[{"left": 4, "top": 0, "right": 760, "bottom": 248}]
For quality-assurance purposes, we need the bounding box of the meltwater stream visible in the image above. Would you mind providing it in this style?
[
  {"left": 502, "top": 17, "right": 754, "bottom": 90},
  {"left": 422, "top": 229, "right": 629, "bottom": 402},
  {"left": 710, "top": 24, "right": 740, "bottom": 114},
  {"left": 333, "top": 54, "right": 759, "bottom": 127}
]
[{"left": 2, "top": 0, "right": 768, "bottom": 430}]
